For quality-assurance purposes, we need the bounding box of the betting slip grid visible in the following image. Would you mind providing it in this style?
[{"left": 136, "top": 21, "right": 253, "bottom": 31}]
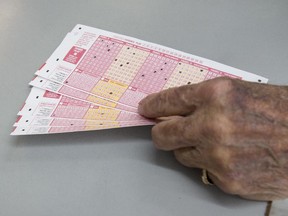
[
  {"left": 17, "top": 88, "right": 151, "bottom": 122},
  {"left": 14, "top": 116, "right": 148, "bottom": 127},
  {"left": 12, "top": 87, "right": 153, "bottom": 135},
  {"left": 36, "top": 25, "right": 267, "bottom": 111},
  {"left": 38, "top": 37, "right": 238, "bottom": 108},
  {"left": 30, "top": 76, "right": 138, "bottom": 113},
  {"left": 12, "top": 24, "right": 268, "bottom": 135},
  {"left": 12, "top": 88, "right": 153, "bottom": 135}
]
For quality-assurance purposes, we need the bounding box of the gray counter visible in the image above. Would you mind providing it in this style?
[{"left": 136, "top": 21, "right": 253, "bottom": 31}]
[{"left": 1, "top": 0, "right": 288, "bottom": 215}]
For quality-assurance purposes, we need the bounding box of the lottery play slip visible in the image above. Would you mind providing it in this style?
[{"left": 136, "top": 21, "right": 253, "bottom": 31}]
[{"left": 11, "top": 24, "right": 268, "bottom": 135}]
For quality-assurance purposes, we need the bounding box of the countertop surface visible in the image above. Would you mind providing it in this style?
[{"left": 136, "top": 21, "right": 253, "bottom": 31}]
[{"left": 1, "top": 1, "right": 288, "bottom": 215}]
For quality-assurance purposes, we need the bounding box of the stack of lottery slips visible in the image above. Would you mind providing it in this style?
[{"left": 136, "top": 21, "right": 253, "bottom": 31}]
[{"left": 11, "top": 24, "right": 268, "bottom": 135}]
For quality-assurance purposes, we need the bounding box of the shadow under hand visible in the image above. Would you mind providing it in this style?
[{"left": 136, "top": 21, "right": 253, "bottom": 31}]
[
  {"left": 11, "top": 125, "right": 153, "bottom": 147},
  {"left": 7, "top": 126, "right": 153, "bottom": 162},
  {"left": 151, "top": 149, "right": 264, "bottom": 208}
]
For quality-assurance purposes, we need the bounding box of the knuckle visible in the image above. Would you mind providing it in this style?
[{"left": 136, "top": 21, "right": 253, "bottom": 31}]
[
  {"left": 174, "top": 148, "right": 198, "bottom": 167},
  {"left": 200, "top": 112, "right": 232, "bottom": 142},
  {"left": 206, "top": 77, "right": 235, "bottom": 100},
  {"left": 217, "top": 174, "right": 244, "bottom": 195},
  {"left": 175, "top": 86, "right": 196, "bottom": 107},
  {"left": 209, "top": 146, "right": 233, "bottom": 171},
  {"left": 211, "top": 147, "right": 230, "bottom": 163}
]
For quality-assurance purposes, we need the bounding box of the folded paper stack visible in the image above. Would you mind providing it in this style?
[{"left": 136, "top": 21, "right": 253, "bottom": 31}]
[{"left": 11, "top": 24, "right": 268, "bottom": 135}]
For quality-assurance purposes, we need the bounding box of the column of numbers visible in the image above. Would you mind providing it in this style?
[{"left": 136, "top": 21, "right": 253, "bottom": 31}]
[
  {"left": 64, "top": 72, "right": 100, "bottom": 92},
  {"left": 86, "top": 94, "right": 117, "bottom": 108},
  {"left": 83, "top": 107, "right": 120, "bottom": 120},
  {"left": 117, "top": 112, "right": 147, "bottom": 121},
  {"left": 118, "top": 88, "right": 147, "bottom": 107},
  {"left": 76, "top": 38, "right": 123, "bottom": 77},
  {"left": 104, "top": 45, "right": 150, "bottom": 85},
  {"left": 91, "top": 79, "right": 128, "bottom": 101},
  {"left": 48, "top": 126, "right": 85, "bottom": 133},
  {"left": 130, "top": 54, "right": 178, "bottom": 93},
  {"left": 163, "top": 63, "right": 208, "bottom": 89},
  {"left": 50, "top": 119, "right": 85, "bottom": 126},
  {"left": 51, "top": 97, "right": 89, "bottom": 119},
  {"left": 205, "top": 71, "right": 223, "bottom": 80},
  {"left": 58, "top": 85, "right": 89, "bottom": 100}
]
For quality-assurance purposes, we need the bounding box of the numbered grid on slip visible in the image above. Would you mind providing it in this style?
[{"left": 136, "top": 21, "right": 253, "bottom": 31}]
[
  {"left": 130, "top": 54, "right": 178, "bottom": 94},
  {"left": 51, "top": 97, "right": 90, "bottom": 118},
  {"left": 205, "top": 71, "right": 223, "bottom": 80},
  {"left": 76, "top": 38, "right": 123, "bottom": 77},
  {"left": 104, "top": 45, "right": 150, "bottom": 85},
  {"left": 163, "top": 63, "right": 208, "bottom": 89},
  {"left": 50, "top": 119, "right": 86, "bottom": 127},
  {"left": 117, "top": 111, "right": 147, "bottom": 121},
  {"left": 118, "top": 89, "right": 147, "bottom": 107},
  {"left": 49, "top": 126, "right": 85, "bottom": 133},
  {"left": 84, "top": 124, "right": 119, "bottom": 130},
  {"left": 86, "top": 94, "right": 117, "bottom": 107},
  {"left": 51, "top": 105, "right": 89, "bottom": 119},
  {"left": 84, "top": 121, "right": 101, "bottom": 127},
  {"left": 84, "top": 108, "right": 120, "bottom": 120},
  {"left": 60, "top": 96, "right": 89, "bottom": 107},
  {"left": 91, "top": 80, "right": 128, "bottom": 101},
  {"left": 64, "top": 72, "right": 101, "bottom": 92},
  {"left": 101, "top": 122, "right": 120, "bottom": 126},
  {"left": 59, "top": 85, "right": 89, "bottom": 100},
  {"left": 115, "top": 103, "right": 137, "bottom": 112},
  {"left": 119, "top": 122, "right": 135, "bottom": 127}
]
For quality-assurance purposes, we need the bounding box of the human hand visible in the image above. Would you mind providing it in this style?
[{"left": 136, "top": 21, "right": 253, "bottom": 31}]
[{"left": 138, "top": 77, "right": 288, "bottom": 201}]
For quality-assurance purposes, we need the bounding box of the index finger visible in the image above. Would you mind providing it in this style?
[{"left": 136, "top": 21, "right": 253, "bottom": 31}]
[{"left": 138, "top": 82, "right": 207, "bottom": 118}]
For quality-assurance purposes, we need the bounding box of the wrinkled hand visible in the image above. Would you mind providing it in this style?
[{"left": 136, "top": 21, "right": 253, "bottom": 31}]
[{"left": 138, "top": 77, "right": 288, "bottom": 201}]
